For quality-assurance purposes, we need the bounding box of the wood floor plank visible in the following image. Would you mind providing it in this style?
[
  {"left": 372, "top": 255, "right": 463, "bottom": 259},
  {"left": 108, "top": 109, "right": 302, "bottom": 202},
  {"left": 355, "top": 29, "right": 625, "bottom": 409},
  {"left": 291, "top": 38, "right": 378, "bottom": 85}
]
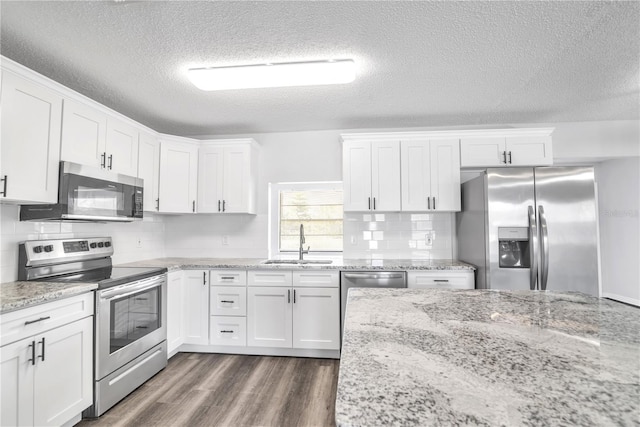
[{"left": 77, "top": 353, "right": 339, "bottom": 427}]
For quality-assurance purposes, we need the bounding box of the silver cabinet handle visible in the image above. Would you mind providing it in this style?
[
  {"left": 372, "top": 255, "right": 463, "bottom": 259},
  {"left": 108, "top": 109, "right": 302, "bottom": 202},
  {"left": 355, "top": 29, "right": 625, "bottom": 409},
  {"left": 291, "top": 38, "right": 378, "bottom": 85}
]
[
  {"left": 508, "top": 151, "right": 512, "bottom": 164},
  {"left": 502, "top": 151, "right": 507, "bottom": 164},
  {"left": 38, "top": 338, "right": 45, "bottom": 362},
  {"left": 528, "top": 205, "right": 538, "bottom": 290},
  {"left": 428, "top": 197, "right": 431, "bottom": 209},
  {"left": 218, "top": 200, "right": 221, "bottom": 212},
  {"left": 433, "top": 197, "right": 436, "bottom": 210},
  {"left": 25, "top": 316, "right": 50, "bottom": 326},
  {"left": 203, "top": 271, "right": 207, "bottom": 285},
  {"left": 101, "top": 152, "right": 107, "bottom": 168},
  {"left": 287, "top": 289, "right": 291, "bottom": 304},
  {"left": 1, "top": 175, "right": 7, "bottom": 197},
  {"left": 108, "top": 154, "right": 113, "bottom": 170},
  {"left": 220, "top": 330, "right": 234, "bottom": 334},
  {"left": 293, "top": 289, "right": 297, "bottom": 304},
  {"left": 368, "top": 197, "right": 371, "bottom": 210},
  {"left": 538, "top": 205, "right": 549, "bottom": 290},
  {"left": 220, "top": 300, "right": 235, "bottom": 304},
  {"left": 156, "top": 198, "right": 160, "bottom": 211},
  {"left": 222, "top": 200, "right": 226, "bottom": 212},
  {"left": 220, "top": 276, "right": 235, "bottom": 280},
  {"left": 192, "top": 200, "right": 196, "bottom": 212},
  {"left": 373, "top": 197, "right": 376, "bottom": 210},
  {"left": 433, "top": 279, "right": 449, "bottom": 283}
]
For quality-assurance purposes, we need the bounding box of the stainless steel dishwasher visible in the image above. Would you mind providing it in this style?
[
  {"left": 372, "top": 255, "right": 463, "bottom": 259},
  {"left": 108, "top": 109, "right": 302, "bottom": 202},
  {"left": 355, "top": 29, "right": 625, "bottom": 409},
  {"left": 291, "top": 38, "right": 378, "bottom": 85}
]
[{"left": 340, "top": 271, "right": 407, "bottom": 340}]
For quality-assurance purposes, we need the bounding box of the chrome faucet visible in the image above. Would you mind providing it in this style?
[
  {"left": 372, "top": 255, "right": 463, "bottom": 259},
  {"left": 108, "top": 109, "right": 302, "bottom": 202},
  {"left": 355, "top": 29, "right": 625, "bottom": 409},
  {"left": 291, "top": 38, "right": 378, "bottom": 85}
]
[{"left": 299, "top": 224, "right": 310, "bottom": 260}]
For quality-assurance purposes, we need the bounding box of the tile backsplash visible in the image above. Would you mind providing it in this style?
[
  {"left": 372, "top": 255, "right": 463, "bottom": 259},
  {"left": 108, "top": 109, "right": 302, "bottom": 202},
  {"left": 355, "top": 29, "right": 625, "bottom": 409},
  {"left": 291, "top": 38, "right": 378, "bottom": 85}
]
[
  {"left": 343, "top": 212, "right": 456, "bottom": 260},
  {"left": 0, "top": 204, "right": 166, "bottom": 283}
]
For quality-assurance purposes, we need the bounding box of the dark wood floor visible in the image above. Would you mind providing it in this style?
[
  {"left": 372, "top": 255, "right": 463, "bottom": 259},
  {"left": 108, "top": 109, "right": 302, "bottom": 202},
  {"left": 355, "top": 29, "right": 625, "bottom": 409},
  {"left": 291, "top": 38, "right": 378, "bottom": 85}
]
[{"left": 77, "top": 353, "right": 340, "bottom": 427}]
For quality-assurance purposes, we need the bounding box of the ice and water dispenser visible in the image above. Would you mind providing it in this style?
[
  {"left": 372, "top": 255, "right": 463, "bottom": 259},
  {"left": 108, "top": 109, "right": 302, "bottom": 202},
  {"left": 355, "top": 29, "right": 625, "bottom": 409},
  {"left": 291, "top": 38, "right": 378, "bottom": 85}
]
[{"left": 498, "top": 227, "right": 530, "bottom": 268}]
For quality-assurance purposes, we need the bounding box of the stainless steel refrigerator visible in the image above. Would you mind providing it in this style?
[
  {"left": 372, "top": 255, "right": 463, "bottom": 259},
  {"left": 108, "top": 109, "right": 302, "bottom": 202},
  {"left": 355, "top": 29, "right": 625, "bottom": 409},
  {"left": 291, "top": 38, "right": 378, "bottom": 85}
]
[{"left": 457, "top": 167, "right": 599, "bottom": 295}]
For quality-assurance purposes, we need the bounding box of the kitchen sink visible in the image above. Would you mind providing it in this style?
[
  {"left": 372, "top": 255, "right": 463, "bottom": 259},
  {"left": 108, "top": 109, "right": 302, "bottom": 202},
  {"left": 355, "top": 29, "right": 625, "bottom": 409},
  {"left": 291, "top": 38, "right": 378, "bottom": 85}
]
[{"left": 262, "top": 259, "right": 333, "bottom": 265}]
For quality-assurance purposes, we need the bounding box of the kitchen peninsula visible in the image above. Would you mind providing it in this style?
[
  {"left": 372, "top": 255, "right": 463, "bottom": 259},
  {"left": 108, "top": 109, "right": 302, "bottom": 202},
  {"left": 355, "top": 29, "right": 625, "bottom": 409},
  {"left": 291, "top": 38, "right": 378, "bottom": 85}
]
[{"left": 335, "top": 289, "right": 640, "bottom": 426}]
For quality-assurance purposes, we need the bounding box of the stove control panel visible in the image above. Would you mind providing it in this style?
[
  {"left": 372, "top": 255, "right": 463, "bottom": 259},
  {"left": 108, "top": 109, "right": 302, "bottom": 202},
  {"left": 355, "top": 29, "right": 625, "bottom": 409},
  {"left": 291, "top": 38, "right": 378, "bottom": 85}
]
[{"left": 20, "top": 237, "right": 114, "bottom": 266}]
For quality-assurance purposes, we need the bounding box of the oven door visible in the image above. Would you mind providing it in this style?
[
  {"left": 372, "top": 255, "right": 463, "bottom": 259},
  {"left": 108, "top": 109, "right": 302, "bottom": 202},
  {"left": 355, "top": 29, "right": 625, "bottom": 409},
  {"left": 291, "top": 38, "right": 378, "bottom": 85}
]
[{"left": 96, "top": 274, "right": 167, "bottom": 380}]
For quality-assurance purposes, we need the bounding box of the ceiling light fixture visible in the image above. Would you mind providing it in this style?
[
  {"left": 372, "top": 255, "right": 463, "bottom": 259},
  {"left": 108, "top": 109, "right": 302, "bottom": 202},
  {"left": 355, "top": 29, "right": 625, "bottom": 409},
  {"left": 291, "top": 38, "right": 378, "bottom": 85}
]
[{"left": 187, "top": 59, "right": 356, "bottom": 91}]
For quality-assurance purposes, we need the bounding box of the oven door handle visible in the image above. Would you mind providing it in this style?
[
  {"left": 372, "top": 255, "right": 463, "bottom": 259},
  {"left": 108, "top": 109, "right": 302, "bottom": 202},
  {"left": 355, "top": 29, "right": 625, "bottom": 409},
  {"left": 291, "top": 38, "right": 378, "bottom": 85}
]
[{"left": 99, "top": 278, "right": 164, "bottom": 300}]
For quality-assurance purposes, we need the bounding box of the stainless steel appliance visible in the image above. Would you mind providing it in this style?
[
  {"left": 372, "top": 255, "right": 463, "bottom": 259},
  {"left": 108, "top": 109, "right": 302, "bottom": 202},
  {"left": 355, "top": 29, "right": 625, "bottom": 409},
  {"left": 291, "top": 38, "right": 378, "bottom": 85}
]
[
  {"left": 20, "top": 161, "right": 143, "bottom": 222},
  {"left": 340, "top": 271, "right": 407, "bottom": 340},
  {"left": 18, "top": 237, "right": 167, "bottom": 418},
  {"left": 457, "top": 167, "right": 599, "bottom": 295}
]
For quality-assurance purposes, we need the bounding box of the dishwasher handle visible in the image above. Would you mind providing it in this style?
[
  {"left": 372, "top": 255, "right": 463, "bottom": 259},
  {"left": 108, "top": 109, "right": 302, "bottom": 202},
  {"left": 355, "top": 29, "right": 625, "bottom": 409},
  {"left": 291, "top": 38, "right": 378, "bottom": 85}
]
[{"left": 342, "top": 272, "right": 405, "bottom": 280}]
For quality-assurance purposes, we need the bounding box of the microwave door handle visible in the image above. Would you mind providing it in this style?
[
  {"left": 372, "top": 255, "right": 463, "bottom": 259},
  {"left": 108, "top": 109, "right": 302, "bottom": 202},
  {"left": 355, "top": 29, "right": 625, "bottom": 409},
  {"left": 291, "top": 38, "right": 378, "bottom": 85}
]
[{"left": 528, "top": 205, "right": 538, "bottom": 290}]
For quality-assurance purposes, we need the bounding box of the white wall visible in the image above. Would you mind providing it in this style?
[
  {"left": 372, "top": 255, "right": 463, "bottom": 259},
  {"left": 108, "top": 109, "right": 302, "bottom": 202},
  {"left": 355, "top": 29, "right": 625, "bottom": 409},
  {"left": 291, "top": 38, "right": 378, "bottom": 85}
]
[
  {"left": 596, "top": 157, "right": 640, "bottom": 306},
  {"left": 0, "top": 204, "right": 165, "bottom": 283}
]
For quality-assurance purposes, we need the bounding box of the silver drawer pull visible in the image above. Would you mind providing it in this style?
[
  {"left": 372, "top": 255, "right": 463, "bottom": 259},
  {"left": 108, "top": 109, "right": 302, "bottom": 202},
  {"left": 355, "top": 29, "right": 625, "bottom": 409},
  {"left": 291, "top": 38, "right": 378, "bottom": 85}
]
[
  {"left": 220, "top": 330, "right": 234, "bottom": 334},
  {"left": 433, "top": 279, "right": 449, "bottom": 283},
  {"left": 24, "top": 316, "right": 50, "bottom": 326},
  {"left": 220, "top": 276, "right": 235, "bottom": 280},
  {"left": 220, "top": 300, "right": 235, "bottom": 304}
]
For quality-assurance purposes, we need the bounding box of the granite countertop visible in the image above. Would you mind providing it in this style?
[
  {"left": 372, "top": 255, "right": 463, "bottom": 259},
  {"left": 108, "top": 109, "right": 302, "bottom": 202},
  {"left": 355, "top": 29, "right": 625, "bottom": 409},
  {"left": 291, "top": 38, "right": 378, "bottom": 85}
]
[
  {"left": 336, "top": 288, "right": 640, "bottom": 426},
  {"left": 0, "top": 281, "right": 98, "bottom": 314},
  {"left": 117, "top": 257, "right": 476, "bottom": 271}
]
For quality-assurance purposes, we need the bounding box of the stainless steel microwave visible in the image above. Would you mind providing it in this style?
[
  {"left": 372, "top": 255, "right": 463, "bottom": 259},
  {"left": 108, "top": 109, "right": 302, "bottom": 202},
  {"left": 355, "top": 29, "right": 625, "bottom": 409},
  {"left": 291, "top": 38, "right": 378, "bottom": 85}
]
[{"left": 20, "top": 161, "right": 143, "bottom": 222}]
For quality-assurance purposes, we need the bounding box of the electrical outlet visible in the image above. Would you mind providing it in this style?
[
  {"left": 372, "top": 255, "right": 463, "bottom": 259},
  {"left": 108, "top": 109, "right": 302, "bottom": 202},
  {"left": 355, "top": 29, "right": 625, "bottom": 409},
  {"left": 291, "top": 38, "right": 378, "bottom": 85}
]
[
  {"left": 425, "top": 233, "right": 433, "bottom": 245},
  {"left": 222, "top": 236, "right": 229, "bottom": 246},
  {"left": 350, "top": 236, "right": 357, "bottom": 245},
  {"left": 136, "top": 237, "right": 142, "bottom": 248}
]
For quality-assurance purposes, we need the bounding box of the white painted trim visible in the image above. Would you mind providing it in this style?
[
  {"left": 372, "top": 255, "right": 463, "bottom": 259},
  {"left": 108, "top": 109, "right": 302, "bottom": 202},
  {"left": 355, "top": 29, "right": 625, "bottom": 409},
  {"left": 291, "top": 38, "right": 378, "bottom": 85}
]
[
  {"left": 178, "top": 344, "right": 341, "bottom": 359},
  {"left": 341, "top": 127, "right": 555, "bottom": 142},
  {"left": 199, "top": 138, "right": 260, "bottom": 148},
  {"left": 602, "top": 293, "right": 640, "bottom": 307}
]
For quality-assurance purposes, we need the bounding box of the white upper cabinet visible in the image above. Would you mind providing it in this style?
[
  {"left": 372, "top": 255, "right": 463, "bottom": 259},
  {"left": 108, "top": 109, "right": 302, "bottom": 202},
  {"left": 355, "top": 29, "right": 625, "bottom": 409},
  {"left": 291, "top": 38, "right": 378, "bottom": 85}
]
[
  {"left": 138, "top": 132, "right": 160, "bottom": 212},
  {"left": 460, "top": 129, "right": 553, "bottom": 167},
  {"left": 158, "top": 137, "right": 198, "bottom": 213},
  {"left": 61, "top": 100, "right": 139, "bottom": 176},
  {"left": 343, "top": 139, "right": 401, "bottom": 212},
  {"left": 0, "top": 70, "right": 62, "bottom": 204},
  {"left": 105, "top": 118, "right": 139, "bottom": 176},
  {"left": 197, "top": 139, "right": 258, "bottom": 214},
  {"left": 401, "top": 138, "right": 461, "bottom": 212}
]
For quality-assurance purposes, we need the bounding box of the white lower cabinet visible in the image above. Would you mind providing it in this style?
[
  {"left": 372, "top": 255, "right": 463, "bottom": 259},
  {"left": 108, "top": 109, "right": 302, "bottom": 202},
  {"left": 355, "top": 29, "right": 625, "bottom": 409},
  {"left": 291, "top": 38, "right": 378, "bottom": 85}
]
[
  {"left": 0, "top": 294, "right": 93, "bottom": 427},
  {"left": 246, "top": 270, "right": 340, "bottom": 351},
  {"left": 166, "top": 271, "right": 185, "bottom": 354},
  {"left": 210, "top": 316, "right": 247, "bottom": 346},
  {"left": 407, "top": 270, "right": 475, "bottom": 289},
  {"left": 183, "top": 270, "right": 209, "bottom": 345}
]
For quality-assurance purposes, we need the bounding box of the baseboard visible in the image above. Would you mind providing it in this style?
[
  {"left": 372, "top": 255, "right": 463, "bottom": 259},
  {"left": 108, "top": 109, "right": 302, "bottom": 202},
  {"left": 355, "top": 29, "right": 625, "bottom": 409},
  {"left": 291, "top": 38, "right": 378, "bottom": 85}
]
[
  {"left": 177, "top": 343, "right": 340, "bottom": 359},
  {"left": 602, "top": 292, "right": 640, "bottom": 307}
]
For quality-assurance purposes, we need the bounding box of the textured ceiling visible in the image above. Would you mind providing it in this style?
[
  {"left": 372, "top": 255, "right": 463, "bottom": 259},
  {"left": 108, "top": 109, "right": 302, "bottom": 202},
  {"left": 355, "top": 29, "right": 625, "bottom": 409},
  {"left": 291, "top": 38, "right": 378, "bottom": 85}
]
[{"left": 1, "top": 1, "right": 638, "bottom": 136}]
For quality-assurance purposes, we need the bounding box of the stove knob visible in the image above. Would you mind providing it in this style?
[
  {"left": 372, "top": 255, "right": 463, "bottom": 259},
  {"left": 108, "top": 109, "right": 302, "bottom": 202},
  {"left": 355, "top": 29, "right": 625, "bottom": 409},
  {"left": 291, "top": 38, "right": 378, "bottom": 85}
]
[
  {"left": 33, "top": 246, "right": 43, "bottom": 254},
  {"left": 43, "top": 245, "right": 54, "bottom": 253},
  {"left": 104, "top": 241, "right": 111, "bottom": 248},
  {"left": 90, "top": 243, "right": 97, "bottom": 249},
  {"left": 98, "top": 242, "right": 104, "bottom": 248}
]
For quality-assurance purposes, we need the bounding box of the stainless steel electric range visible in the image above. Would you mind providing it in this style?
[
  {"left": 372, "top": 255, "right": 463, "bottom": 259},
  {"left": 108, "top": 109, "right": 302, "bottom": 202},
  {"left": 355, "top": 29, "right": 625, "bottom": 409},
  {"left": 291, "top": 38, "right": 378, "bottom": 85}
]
[{"left": 18, "top": 237, "right": 168, "bottom": 418}]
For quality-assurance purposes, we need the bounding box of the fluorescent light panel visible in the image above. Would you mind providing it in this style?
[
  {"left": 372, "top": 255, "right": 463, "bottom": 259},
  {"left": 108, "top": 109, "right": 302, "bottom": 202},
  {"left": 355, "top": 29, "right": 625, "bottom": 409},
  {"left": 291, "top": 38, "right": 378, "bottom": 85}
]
[{"left": 188, "top": 59, "right": 356, "bottom": 91}]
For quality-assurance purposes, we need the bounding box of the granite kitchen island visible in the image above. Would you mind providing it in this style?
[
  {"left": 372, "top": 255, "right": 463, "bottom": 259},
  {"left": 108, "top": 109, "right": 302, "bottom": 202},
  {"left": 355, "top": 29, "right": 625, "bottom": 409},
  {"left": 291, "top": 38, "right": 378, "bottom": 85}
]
[{"left": 336, "top": 289, "right": 640, "bottom": 426}]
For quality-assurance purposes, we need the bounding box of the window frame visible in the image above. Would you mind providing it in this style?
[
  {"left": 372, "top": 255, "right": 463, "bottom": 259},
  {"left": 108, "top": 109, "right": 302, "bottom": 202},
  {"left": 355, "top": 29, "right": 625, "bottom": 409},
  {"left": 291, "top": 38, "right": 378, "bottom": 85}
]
[{"left": 268, "top": 181, "right": 343, "bottom": 258}]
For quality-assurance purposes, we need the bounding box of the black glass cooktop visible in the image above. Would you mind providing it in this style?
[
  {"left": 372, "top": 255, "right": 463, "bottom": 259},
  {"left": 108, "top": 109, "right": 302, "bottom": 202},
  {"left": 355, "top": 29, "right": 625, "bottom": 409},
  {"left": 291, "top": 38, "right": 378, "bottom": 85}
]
[{"left": 40, "top": 266, "right": 167, "bottom": 289}]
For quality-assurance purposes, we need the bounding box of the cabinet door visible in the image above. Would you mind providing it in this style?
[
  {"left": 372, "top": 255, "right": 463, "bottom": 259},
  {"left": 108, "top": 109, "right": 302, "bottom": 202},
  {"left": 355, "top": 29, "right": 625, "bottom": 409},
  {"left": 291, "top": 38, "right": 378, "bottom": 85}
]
[
  {"left": 292, "top": 287, "right": 340, "bottom": 350},
  {"left": 60, "top": 98, "right": 106, "bottom": 169},
  {"left": 371, "top": 140, "right": 401, "bottom": 211},
  {"left": 197, "top": 145, "right": 224, "bottom": 213},
  {"left": 158, "top": 140, "right": 198, "bottom": 213},
  {"left": 0, "top": 337, "right": 35, "bottom": 427},
  {"left": 247, "top": 287, "right": 292, "bottom": 348},
  {"left": 106, "top": 118, "right": 139, "bottom": 176},
  {"left": 460, "top": 137, "right": 506, "bottom": 167},
  {"left": 0, "top": 71, "right": 62, "bottom": 204},
  {"left": 506, "top": 136, "right": 553, "bottom": 166},
  {"left": 222, "top": 144, "right": 252, "bottom": 213},
  {"left": 33, "top": 317, "right": 93, "bottom": 427},
  {"left": 138, "top": 132, "right": 160, "bottom": 212},
  {"left": 400, "top": 139, "right": 431, "bottom": 211},
  {"left": 182, "top": 270, "right": 210, "bottom": 345},
  {"left": 167, "top": 271, "right": 184, "bottom": 354},
  {"left": 342, "top": 141, "right": 372, "bottom": 212},
  {"left": 430, "top": 139, "right": 461, "bottom": 212}
]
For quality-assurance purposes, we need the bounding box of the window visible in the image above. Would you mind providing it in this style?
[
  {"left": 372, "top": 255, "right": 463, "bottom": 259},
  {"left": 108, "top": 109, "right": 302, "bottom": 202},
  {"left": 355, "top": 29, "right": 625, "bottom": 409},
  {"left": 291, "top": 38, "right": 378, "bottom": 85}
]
[{"left": 269, "top": 182, "right": 343, "bottom": 255}]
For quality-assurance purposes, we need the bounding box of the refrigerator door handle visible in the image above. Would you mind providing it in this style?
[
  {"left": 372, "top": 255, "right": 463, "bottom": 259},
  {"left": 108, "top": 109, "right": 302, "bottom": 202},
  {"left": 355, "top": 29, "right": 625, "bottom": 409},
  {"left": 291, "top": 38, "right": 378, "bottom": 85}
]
[
  {"left": 528, "top": 205, "right": 538, "bottom": 290},
  {"left": 538, "top": 205, "right": 550, "bottom": 290}
]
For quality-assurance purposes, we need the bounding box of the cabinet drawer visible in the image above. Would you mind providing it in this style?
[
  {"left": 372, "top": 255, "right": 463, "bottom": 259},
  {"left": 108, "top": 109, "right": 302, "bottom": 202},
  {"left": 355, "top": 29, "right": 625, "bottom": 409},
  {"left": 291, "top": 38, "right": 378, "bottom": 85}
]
[
  {"left": 1, "top": 292, "right": 94, "bottom": 346},
  {"left": 210, "top": 270, "right": 247, "bottom": 286},
  {"left": 210, "top": 316, "right": 246, "bottom": 346},
  {"left": 211, "top": 286, "right": 247, "bottom": 316},
  {"left": 407, "top": 271, "right": 474, "bottom": 289},
  {"left": 293, "top": 271, "right": 339, "bottom": 288},
  {"left": 247, "top": 270, "right": 292, "bottom": 286}
]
